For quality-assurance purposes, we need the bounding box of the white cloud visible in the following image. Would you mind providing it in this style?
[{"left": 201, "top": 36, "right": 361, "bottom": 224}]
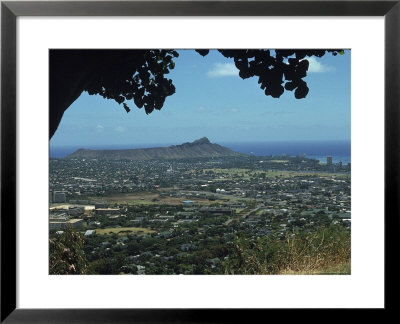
[
  {"left": 95, "top": 124, "right": 104, "bottom": 133},
  {"left": 207, "top": 63, "right": 238, "bottom": 78},
  {"left": 114, "top": 126, "right": 126, "bottom": 133},
  {"left": 304, "top": 57, "right": 335, "bottom": 73}
]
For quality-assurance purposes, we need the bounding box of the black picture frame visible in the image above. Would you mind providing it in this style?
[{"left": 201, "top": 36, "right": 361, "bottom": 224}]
[{"left": 1, "top": 0, "right": 398, "bottom": 322}]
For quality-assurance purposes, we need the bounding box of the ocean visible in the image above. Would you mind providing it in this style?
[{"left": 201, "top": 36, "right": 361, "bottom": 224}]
[
  {"left": 50, "top": 140, "right": 351, "bottom": 164},
  {"left": 222, "top": 140, "right": 351, "bottom": 164}
]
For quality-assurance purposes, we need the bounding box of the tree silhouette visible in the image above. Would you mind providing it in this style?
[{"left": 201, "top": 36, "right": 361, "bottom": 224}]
[{"left": 50, "top": 49, "right": 343, "bottom": 139}]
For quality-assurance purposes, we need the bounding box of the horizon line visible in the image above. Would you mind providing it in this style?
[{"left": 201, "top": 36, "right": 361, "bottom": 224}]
[{"left": 50, "top": 139, "right": 351, "bottom": 148}]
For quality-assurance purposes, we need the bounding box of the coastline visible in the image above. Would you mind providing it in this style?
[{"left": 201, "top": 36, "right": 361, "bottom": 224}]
[{"left": 50, "top": 140, "right": 351, "bottom": 164}]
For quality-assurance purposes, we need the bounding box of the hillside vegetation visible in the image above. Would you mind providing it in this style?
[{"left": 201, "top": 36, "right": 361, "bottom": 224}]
[
  {"left": 223, "top": 225, "right": 351, "bottom": 275},
  {"left": 50, "top": 225, "right": 350, "bottom": 275}
]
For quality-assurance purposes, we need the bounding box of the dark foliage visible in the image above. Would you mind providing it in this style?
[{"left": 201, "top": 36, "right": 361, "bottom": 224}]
[
  {"left": 202, "top": 49, "right": 344, "bottom": 99},
  {"left": 50, "top": 49, "right": 178, "bottom": 138},
  {"left": 50, "top": 49, "right": 344, "bottom": 138}
]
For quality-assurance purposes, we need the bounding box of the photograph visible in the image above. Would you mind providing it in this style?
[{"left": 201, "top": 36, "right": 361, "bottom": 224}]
[
  {"left": 3, "top": 0, "right": 397, "bottom": 318},
  {"left": 49, "top": 49, "right": 351, "bottom": 275}
]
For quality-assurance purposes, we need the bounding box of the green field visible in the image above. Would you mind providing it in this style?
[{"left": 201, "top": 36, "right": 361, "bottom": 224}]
[
  {"left": 91, "top": 192, "right": 214, "bottom": 206},
  {"left": 95, "top": 227, "right": 156, "bottom": 236},
  {"left": 202, "top": 168, "right": 349, "bottom": 179}
]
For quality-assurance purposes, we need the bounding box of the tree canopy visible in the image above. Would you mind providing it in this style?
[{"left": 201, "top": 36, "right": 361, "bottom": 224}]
[{"left": 50, "top": 49, "right": 343, "bottom": 139}]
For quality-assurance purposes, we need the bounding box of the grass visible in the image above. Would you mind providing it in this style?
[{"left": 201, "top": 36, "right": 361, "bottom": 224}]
[
  {"left": 201, "top": 168, "right": 349, "bottom": 179},
  {"left": 224, "top": 225, "right": 351, "bottom": 275},
  {"left": 317, "top": 262, "right": 351, "bottom": 275},
  {"left": 278, "top": 262, "right": 351, "bottom": 275},
  {"left": 89, "top": 192, "right": 214, "bottom": 206},
  {"left": 95, "top": 227, "right": 156, "bottom": 236}
]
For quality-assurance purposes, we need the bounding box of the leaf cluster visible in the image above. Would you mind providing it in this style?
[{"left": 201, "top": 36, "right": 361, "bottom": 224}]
[
  {"left": 83, "top": 49, "right": 179, "bottom": 114},
  {"left": 197, "top": 49, "right": 344, "bottom": 99}
]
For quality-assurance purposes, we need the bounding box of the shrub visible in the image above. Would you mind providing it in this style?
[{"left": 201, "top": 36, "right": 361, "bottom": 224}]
[
  {"left": 49, "top": 225, "right": 88, "bottom": 274},
  {"left": 223, "top": 225, "right": 350, "bottom": 274}
]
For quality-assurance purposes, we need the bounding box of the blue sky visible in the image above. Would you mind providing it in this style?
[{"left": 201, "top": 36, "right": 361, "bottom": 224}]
[{"left": 50, "top": 49, "right": 350, "bottom": 147}]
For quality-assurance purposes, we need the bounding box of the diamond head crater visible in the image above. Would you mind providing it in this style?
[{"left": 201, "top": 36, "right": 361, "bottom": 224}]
[{"left": 67, "top": 137, "right": 245, "bottom": 160}]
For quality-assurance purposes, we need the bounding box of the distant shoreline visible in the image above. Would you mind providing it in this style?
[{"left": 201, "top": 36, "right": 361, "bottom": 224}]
[{"left": 50, "top": 140, "right": 351, "bottom": 163}]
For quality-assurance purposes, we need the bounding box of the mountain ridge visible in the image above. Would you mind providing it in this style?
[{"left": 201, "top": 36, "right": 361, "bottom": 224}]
[{"left": 66, "top": 137, "right": 246, "bottom": 160}]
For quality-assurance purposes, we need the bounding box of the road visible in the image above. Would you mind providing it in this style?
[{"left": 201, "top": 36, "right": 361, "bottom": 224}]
[{"left": 224, "top": 205, "right": 262, "bottom": 226}]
